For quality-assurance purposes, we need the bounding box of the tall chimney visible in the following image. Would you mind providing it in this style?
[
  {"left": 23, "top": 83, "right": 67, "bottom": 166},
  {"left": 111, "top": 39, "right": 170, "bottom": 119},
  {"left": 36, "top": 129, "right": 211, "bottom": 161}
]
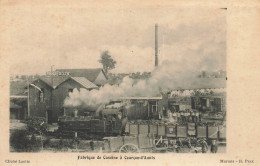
[{"left": 155, "top": 24, "right": 158, "bottom": 67}]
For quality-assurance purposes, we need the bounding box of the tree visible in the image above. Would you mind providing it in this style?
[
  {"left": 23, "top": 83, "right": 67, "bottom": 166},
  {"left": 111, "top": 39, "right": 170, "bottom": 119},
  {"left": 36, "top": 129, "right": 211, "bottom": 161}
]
[
  {"left": 99, "top": 51, "right": 116, "bottom": 74},
  {"left": 27, "top": 117, "right": 47, "bottom": 150}
]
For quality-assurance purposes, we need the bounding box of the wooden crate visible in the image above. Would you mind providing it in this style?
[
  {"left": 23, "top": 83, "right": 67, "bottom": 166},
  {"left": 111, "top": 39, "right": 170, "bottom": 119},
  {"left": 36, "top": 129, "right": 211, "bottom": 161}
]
[
  {"left": 166, "top": 125, "right": 176, "bottom": 137},
  {"left": 197, "top": 126, "right": 207, "bottom": 138},
  {"left": 177, "top": 126, "right": 187, "bottom": 137},
  {"left": 158, "top": 125, "right": 166, "bottom": 136},
  {"left": 129, "top": 124, "right": 138, "bottom": 135},
  {"left": 149, "top": 124, "right": 157, "bottom": 136},
  {"left": 219, "top": 126, "right": 226, "bottom": 139},
  {"left": 139, "top": 124, "right": 149, "bottom": 135},
  {"left": 208, "top": 126, "right": 218, "bottom": 139}
]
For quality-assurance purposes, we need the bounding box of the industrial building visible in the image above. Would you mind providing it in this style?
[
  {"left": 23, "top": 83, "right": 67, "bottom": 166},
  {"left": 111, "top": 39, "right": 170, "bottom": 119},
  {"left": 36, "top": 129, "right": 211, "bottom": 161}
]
[{"left": 28, "top": 68, "right": 108, "bottom": 123}]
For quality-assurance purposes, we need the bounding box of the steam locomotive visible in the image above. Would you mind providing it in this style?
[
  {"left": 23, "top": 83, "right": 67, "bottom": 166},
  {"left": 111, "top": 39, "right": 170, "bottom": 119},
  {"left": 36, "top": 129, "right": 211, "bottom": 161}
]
[{"left": 57, "top": 101, "right": 128, "bottom": 139}]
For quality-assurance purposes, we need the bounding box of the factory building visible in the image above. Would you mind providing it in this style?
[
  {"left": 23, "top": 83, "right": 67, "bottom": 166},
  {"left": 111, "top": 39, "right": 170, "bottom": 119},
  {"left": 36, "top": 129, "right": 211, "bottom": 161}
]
[
  {"left": 28, "top": 68, "right": 107, "bottom": 123},
  {"left": 10, "top": 81, "right": 28, "bottom": 121}
]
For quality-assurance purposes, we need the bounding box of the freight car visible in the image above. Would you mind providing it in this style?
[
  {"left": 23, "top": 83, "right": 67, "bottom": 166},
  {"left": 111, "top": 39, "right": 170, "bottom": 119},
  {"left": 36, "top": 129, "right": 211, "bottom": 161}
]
[
  {"left": 124, "top": 121, "right": 226, "bottom": 141},
  {"left": 102, "top": 121, "right": 226, "bottom": 153}
]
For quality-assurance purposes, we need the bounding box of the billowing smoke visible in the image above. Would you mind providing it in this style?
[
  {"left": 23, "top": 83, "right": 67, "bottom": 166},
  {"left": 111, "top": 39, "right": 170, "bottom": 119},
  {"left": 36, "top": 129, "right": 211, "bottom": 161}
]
[{"left": 63, "top": 60, "right": 225, "bottom": 108}]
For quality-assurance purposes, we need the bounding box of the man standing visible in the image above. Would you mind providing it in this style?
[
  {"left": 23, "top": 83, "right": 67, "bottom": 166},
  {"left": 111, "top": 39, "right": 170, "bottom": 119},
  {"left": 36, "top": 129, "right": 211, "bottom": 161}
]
[
  {"left": 195, "top": 111, "right": 199, "bottom": 122},
  {"left": 180, "top": 111, "right": 184, "bottom": 123},
  {"left": 191, "top": 110, "right": 195, "bottom": 122},
  {"left": 201, "top": 139, "right": 208, "bottom": 153},
  {"left": 199, "top": 112, "right": 202, "bottom": 122},
  {"left": 177, "top": 111, "right": 181, "bottom": 122},
  {"left": 172, "top": 111, "right": 177, "bottom": 122},
  {"left": 210, "top": 140, "right": 218, "bottom": 153}
]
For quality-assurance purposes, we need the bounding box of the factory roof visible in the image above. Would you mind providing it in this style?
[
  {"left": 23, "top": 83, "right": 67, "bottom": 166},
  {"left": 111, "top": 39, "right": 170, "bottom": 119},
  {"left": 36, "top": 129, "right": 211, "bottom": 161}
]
[
  {"left": 56, "top": 68, "right": 108, "bottom": 82},
  {"left": 34, "top": 76, "right": 98, "bottom": 90},
  {"left": 70, "top": 77, "right": 98, "bottom": 89},
  {"left": 37, "top": 76, "right": 69, "bottom": 89}
]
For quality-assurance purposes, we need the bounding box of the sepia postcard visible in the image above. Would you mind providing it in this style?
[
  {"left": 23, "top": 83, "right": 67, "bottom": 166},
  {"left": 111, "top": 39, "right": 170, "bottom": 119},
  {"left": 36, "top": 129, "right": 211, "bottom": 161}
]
[{"left": 0, "top": 0, "right": 259, "bottom": 166}]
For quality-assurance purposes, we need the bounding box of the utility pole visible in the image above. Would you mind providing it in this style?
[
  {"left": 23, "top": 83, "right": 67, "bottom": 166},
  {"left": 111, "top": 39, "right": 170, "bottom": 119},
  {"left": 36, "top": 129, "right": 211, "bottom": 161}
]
[
  {"left": 49, "top": 65, "right": 54, "bottom": 124},
  {"left": 27, "top": 76, "right": 30, "bottom": 118},
  {"left": 155, "top": 24, "right": 158, "bottom": 67}
]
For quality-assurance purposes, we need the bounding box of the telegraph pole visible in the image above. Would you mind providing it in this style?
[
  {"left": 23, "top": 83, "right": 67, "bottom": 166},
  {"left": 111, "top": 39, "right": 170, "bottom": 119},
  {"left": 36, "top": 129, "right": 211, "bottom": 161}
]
[
  {"left": 27, "top": 76, "right": 30, "bottom": 118},
  {"left": 155, "top": 24, "right": 158, "bottom": 67},
  {"left": 49, "top": 65, "right": 54, "bottom": 124}
]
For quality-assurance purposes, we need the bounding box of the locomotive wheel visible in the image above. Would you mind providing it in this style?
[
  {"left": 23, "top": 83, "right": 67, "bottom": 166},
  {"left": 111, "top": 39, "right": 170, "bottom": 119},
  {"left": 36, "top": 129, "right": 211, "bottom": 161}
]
[{"left": 119, "top": 144, "right": 140, "bottom": 153}]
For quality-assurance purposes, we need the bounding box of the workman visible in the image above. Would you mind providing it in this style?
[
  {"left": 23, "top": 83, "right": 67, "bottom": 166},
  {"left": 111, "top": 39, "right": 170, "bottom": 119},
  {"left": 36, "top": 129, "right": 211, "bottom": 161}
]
[
  {"left": 210, "top": 140, "right": 218, "bottom": 153},
  {"left": 172, "top": 111, "right": 177, "bottom": 122},
  {"left": 191, "top": 110, "right": 195, "bottom": 122},
  {"left": 177, "top": 111, "right": 181, "bottom": 122},
  {"left": 111, "top": 116, "right": 116, "bottom": 128},
  {"left": 180, "top": 111, "right": 184, "bottom": 122},
  {"left": 199, "top": 112, "right": 202, "bottom": 122},
  {"left": 168, "top": 110, "right": 172, "bottom": 118},
  {"left": 195, "top": 111, "right": 199, "bottom": 122},
  {"left": 201, "top": 139, "right": 208, "bottom": 153},
  {"left": 185, "top": 110, "right": 189, "bottom": 122}
]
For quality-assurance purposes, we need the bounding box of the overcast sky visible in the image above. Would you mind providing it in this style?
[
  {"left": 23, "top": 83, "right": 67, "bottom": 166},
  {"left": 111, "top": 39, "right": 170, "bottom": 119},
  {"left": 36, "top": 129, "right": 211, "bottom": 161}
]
[{"left": 6, "top": 7, "right": 226, "bottom": 75}]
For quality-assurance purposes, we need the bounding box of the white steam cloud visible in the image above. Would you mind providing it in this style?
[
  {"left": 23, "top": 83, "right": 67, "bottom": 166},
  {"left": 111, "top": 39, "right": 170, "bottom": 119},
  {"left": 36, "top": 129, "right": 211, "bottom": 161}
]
[{"left": 63, "top": 60, "right": 226, "bottom": 108}]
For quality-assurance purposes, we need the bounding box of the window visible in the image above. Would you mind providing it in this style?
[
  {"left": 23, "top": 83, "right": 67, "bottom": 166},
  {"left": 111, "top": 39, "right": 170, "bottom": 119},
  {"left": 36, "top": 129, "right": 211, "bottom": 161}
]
[
  {"left": 39, "top": 89, "right": 44, "bottom": 102},
  {"left": 151, "top": 101, "right": 158, "bottom": 113}
]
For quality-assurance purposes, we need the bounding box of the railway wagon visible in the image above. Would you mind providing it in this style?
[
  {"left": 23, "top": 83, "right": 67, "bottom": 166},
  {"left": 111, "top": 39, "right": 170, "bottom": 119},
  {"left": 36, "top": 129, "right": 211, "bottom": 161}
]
[
  {"left": 109, "top": 122, "right": 226, "bottom": 153},
  {"left": 124, "top": 121, "right": 226, "bottom": 141},
  {"left": 102, "top": 123, "right": 226, "bottom": 153}
]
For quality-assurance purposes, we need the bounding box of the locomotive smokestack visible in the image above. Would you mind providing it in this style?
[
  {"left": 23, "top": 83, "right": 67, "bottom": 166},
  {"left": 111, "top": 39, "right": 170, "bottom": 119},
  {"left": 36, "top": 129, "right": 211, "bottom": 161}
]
[{"left": 155, "top": 24, "right": 158, "bottom": 67}]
